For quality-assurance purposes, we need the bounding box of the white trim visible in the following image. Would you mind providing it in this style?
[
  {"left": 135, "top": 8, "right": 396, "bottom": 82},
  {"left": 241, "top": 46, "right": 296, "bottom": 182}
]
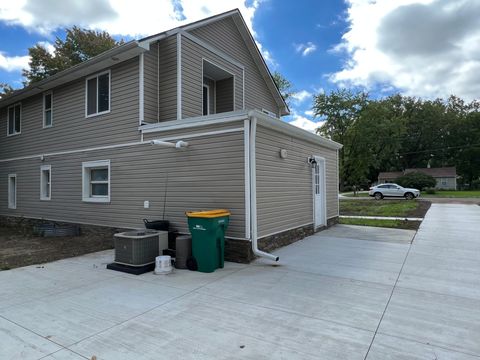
[
  {"left": 7, "top": 103, "right": 21, "bottom": 136},
  {"left": 157, "top": 42, "right": 160, "bottom": 122},
  {"left": 0, "top": 128, "right": 243, "bottom": 164},
  {"left": 180, "top": 10, "right": 238, "bottom": 32},
  {"left": 242, "top": 68, "right": 245, "bottom": 110},
  {"left": 202, "top": 58, "right": 237, "bottom": 113},
  {"left": 243, "top": 119, "right": 251, "bottom": 240},
  {"left": 40, "top": 165, "right": 52, "bottom": 201},
  {"left": 261, "top": 109, "right": 276, "bottom": 118},
  {"left": 150, "top": 128, "right": 243, "bottom": 142},
  {"left": 258, "top": 222, "right": 314, "bottom": 240},
  {"left": 42, "top": 91, "right": 53, "bottom": 128},
  {"left": 336, "top": 149, "right": 340, "bottom": 217},
  {"left": 202, "top": 84, "right": 210, "bottom": 115},
  {"left": 313, "top": 156, "right": 327, "bottom": 229},
  {"left": 181, "top": 31, "right": 245, "bottom": 70},
  {"left": 140, "top": 111, "right": 248, "bottom": 133},
  {"left": 8, "top": 173, "right": 17, "bottom": 209},
  {"left": 82, "top": 160, "right": 111, "bottom": 203},
  {"left": 177, "top": 33, "right": 182, "bottom": 120},
  {"left": 85, "top": 69, "right": 111, "bottom": 118},
  {"left": 139, "top": 53, "right": 144, "bottom": 125}
]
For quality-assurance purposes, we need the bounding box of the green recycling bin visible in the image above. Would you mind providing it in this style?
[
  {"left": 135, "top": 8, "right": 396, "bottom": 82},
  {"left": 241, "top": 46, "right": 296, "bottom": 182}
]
[{"left": 186, "top": 209, "right": 230, "bottom": 273}]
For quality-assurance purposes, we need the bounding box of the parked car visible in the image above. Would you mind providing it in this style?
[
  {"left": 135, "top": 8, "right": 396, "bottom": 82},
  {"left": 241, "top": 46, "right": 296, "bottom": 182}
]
[{"left": 368, "top": 183, "right": 420, "bottom": 200}]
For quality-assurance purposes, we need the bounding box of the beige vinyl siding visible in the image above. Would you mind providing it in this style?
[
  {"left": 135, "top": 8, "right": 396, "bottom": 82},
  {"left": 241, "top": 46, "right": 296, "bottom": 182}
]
[
  {"left": 157, "top": 36, "right": 178, "bottom": 122},
  {"left": 190, "top": 17, "right": 279, "bottom": 116},
  {"left": 0, "top": 58, "right": 140, "bottom": 160},
  {"left": 255, "top": 125, "right": 338, "bottom": 238},
  {"left": 143, "top": 42, "right": 159, "bottom": 122},
  {"left": 0, "top": 125, "right": 246, "bottom": 238},
  {"left": 216, "top": 78, "right": 234, "bottom": 113},
  {"left": 181, "top": 36, "right": 243, "bottom": 119}
]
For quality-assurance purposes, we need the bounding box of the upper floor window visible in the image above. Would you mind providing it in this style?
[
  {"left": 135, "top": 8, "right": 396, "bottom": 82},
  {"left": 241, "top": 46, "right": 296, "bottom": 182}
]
[
  {"left": 7, "top": 103, "right": 21, "bottom": 136},
  {"left": 43, "top": 92, "right": 53, "bottom": 128},
  {"left": 86, "top": 70, "right": 110, "bottom": 117}
]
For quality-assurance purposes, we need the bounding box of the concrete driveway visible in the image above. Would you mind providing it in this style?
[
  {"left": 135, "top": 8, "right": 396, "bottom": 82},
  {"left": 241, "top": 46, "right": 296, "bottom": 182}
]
[{"left": 1, "top": 204, "right": 479, "bottom": 360}]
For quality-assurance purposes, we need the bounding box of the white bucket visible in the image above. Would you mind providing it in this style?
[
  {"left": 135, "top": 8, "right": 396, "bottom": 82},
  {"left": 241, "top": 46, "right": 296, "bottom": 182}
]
[{"left": 154, "top": 255, "right": 172, "bottom": 275}]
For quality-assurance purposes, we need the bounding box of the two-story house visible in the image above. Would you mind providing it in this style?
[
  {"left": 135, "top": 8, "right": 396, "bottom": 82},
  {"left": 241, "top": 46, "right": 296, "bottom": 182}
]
[{"left": 0, "top": 9, "right": 341, "bottom": 262}]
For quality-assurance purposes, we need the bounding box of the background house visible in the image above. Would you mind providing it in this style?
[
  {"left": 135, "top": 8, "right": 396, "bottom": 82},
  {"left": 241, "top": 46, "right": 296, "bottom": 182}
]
[
  {"left": 0, "top": 10, "right": 341, "bottom": 263},
  {"left": 378, "top": 167, "right": 457, "bottom": 190}
]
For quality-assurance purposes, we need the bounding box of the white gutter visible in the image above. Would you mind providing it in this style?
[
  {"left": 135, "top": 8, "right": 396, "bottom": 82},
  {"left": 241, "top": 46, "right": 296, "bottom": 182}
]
[{"left": 248, "top": 113, "right": 279, "bottom": 262}]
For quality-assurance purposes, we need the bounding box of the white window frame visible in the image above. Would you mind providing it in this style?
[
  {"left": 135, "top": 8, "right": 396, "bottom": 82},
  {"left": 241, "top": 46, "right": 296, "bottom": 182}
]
[
  {"left": 82, "top": 160, "right": 110, "bottom": 203},
  {"left": 40, "top": 165, "right": 52, "bottom": 201},
  {"left": 43, "top": 91, "right": 53, "bottom": 128},
  {"left": 85, "top": 70, "right": 111, "bottom": 118},
  {"left": 7, "top": 103, "right": 21, "bottom": 136},
  {"left": 202, "top": 84, "right": 210, "bottom": 116},
  {"left": 8, "top": 174, "right": 17, "bottom": 209}
]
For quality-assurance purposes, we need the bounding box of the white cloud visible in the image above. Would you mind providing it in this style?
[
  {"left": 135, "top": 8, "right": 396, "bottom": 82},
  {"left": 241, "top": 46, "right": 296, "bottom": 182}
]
[
  {"left": 0, "top": 52, "right": 29, "bottom": 72},
  {"left": 37, "top": 41, "right": 55, "bottom": 55},
  {"left": 330, "top": 0, "right": 480, "bottom": 100},
  {"left": 295, "top": 42, "right": 317, "bottom": 56},
  {"left": 0, "top": 0, "right": 262, "bottom": 38},
  {"left": 289, "top": 115, "right": 320, "bottom": 133},
  {"left": 0, "top": 1, "right": 279, "bottom": 74},
  {"left": 304, "top": 109, "right": 314, "bottom": 117},
  {"left": 291, "top": 89, "right": 313, "bottom": 103}
]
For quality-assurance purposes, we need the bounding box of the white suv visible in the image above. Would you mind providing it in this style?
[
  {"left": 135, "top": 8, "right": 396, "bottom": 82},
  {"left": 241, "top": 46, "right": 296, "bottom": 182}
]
[{"left": 369, "top": 183, "right": 420, "bottom": 200}]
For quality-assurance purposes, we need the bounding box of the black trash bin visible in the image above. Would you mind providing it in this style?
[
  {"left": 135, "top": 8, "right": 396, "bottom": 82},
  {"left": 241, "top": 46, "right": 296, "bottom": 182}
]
[{"left": 143, "top": 219, "right": 169, "bottom": 231}]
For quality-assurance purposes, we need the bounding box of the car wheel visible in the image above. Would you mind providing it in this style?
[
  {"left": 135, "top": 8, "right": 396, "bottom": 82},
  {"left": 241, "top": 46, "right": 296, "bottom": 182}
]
[
  {"left": 404, "top": 192, "right": 414, "bottom": 200},
  {"left": 374, "top": 192, "right": 383, "bottom": 200}
]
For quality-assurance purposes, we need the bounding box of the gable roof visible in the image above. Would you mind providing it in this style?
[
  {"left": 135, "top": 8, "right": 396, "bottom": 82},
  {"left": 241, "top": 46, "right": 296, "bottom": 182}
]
[
  {"left": 405, "top": 167, "right": 457, "bottom": 177},
  {"left": 378, "top": 171, "right": 403, "bottom": 179},
  {"left": 0, "top": 9, "right": 289, "bottom": 114},
  {"left": 378, "top": 167, "right": 457, "bottom": 180}
]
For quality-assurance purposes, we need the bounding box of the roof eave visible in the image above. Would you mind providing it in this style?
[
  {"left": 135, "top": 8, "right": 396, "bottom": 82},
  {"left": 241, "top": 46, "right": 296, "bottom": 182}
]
[{"left": 0, "top": 41, "right": 145, "bottom": 108}]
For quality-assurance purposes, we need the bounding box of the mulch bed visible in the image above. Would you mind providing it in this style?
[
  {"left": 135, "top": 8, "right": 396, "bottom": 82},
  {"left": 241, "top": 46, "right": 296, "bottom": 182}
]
[
  {"left": 0, "top": 227, "right": 113, "bottom": 270},
  {"left": 408, "top": 200, "right": 431, "bottom": 218}
]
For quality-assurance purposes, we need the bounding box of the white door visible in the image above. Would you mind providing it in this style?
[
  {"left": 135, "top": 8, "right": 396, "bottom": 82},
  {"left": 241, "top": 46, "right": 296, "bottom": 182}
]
[{"left": 313, "top": 156, "right": 326, "bottom": 228}]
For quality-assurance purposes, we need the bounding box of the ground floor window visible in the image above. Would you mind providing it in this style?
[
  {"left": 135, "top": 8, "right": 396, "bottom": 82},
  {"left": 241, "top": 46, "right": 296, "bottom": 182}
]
[
  {"left": 82, "top": 160, "right": 110, "bottom": 203},
  {"left": 40, "top": 165, "right": 51, "bottom": 200},
  {"left": 8, "top": 174, "right": 16, "bottom": 209}
]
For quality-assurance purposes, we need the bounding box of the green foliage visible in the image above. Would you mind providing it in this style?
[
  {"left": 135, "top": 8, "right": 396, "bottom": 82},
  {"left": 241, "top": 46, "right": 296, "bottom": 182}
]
[
  {"left": 0, "top": 83, "right": 14, "bottom": 99},
  {"left": 425, "top": 188, "right": 436, "bottom": 194},
  {"left": 340, "top": 199, "right": 419, "bottom": 217},
  {"left": 272, "top": 71, "right": 294, "bottom": 105},
  {"left": 395, "top": 172, "right": 436, "bottom": 190},
  {"left": 23, "top": 26, "right": 123, "bottom": 84},
  {"left": 310, "top": 89, "right": 480, "bottom": 190},
  {"left": 339, "top": 217, "right": 420, "bottom": 230}
]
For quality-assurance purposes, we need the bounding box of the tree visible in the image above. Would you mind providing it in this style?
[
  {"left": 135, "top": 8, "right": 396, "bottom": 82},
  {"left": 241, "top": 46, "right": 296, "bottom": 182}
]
[
  {"left": 312, "top": 89, "right": 368, "bottom": 188},
  {"left": 272, "top": 71, "right": 294, "bottom": 105},
  {"left": 395, "top": 172, "right": 436, "bottom": 190},
  {"left": 0, "top": 83, "right": 14, "bottom": 99},
  {"left": 23, "top": 26, "right": 123, "bottom": 84}
]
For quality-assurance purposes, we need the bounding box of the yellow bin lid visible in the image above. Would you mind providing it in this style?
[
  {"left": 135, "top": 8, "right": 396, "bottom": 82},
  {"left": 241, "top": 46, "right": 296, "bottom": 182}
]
[{"left": 186, "top": 209, "right": 231, "bottom": 218}]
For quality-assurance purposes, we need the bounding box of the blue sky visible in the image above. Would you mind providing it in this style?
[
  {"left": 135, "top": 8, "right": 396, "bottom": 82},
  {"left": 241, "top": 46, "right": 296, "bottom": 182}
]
[{"left": 1, "top": 0, "right": 479, "bottom": 131}]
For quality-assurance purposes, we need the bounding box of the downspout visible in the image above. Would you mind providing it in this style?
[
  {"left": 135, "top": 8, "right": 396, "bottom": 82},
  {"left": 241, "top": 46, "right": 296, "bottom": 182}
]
[{"left": 248, "top": 113, "right": 280, "bottom": 262}]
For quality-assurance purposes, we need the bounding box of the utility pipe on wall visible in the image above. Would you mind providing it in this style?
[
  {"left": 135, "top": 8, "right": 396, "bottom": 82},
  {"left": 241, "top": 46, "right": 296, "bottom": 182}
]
[
  {"left": 248, "top": 114, "right": 279, "bottom": 262},
  {"left": 150, "top": 139, "right": 189, "bottom": 148}
]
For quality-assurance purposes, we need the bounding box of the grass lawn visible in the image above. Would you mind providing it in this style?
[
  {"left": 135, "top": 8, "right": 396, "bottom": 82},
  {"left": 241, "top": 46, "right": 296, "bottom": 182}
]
[
  {"left": 339, "top": 217, "right": 421, "bottom": 230},
  {"left": 340, "top": 199, "right": 430, "bottom": 217},
  {"left": 423, "top": 190, "right": 480, "bottom": 198}
]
